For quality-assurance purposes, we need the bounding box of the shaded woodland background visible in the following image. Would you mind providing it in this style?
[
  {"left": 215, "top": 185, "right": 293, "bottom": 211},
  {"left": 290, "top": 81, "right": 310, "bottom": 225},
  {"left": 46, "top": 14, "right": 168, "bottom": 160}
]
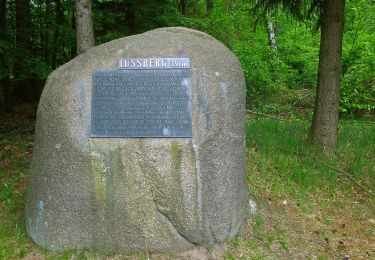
[{"left": 0, "top": 0, "right": 374, "bottom": 117}]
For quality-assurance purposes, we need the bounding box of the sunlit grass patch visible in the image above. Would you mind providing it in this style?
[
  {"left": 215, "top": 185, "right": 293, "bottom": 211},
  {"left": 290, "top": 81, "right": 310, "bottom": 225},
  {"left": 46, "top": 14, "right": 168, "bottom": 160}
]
[{"left": 246, "top": 118, "right": 375, "bottom": 202}]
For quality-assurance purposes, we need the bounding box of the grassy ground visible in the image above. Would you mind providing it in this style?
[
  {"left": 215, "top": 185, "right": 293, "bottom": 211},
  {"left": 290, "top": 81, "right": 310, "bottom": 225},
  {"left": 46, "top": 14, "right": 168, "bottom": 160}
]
[
  {"left": 0, "top": 106, "right": 374, "bottom": 259},
  {"left": 226, "top": 116, "right": 375, "bottom": 259}
]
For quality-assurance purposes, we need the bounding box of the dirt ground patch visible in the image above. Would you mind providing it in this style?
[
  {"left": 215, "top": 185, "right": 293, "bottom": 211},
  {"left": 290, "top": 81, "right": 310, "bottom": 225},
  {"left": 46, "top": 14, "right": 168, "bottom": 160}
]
[{"left": 226, "top": 193, "right": 375, "bottom": 259}]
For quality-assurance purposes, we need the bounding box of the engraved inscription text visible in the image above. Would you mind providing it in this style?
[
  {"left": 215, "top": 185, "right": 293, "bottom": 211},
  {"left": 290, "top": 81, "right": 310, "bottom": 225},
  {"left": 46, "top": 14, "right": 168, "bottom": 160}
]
[{"left": 91, "top": 68, "right": 192, "bottom": 137}]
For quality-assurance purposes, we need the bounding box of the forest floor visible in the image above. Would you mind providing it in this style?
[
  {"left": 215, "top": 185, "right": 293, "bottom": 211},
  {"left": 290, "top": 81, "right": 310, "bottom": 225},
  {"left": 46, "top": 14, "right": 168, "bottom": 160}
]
[{"left": 0, "top": 104, "right": 374, "bottom": 260}]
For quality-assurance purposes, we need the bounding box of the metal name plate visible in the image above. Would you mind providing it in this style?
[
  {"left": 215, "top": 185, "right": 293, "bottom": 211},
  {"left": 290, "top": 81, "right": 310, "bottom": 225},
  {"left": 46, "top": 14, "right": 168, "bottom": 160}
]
[
  {"left": 91, "top": 58, "right": 192, "bottom": 138},
  {"left": 118, "top": 57, "right": 190, "bottom": 70}
]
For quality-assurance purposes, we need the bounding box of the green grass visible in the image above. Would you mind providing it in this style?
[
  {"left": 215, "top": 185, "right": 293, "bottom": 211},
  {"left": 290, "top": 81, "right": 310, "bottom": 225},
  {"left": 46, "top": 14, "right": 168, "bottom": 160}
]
[
  {"left": 246, "top": 118, "right": 375, "bottom": 204},
  {"left": 1, "top": 108, "right": 374, "bottom": 259},
  {"left": 0, "top": 109, "right": 34, "bottom": 259},
  {"left": 225, "top": 117, "right": 375, "bottom": 259}
]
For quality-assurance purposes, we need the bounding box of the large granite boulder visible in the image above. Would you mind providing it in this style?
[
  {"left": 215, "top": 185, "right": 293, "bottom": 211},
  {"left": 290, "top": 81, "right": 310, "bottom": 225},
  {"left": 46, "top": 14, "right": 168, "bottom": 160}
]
[{"left": 26, "top": 27, "right": 248, "bottom": 253}]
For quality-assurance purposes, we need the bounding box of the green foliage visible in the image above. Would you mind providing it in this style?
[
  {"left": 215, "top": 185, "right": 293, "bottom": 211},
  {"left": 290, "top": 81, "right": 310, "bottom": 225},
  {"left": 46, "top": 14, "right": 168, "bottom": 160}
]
[
  {"left": 233, "top": 38, "right": 297, "bottom": 107},
  {"left": 1, "top": 0, "right": 374, "bottom": 117},
  {"left": 251, "top": 0, "right": 322, "bottom": 21},
  {"left": 276, "top": 17, "right": 319, "bottom": 89},
  {"left": 94, "top": 0, "right": 183, "bottom": 44},
  {"left": 185, "top": 0, "right": 373, "bottom": 117},
  {"left": 341, "top": 0, "right": 375, "bottom": 116},
  {"left": 19, "top": 57, "right": 52, "bottom": 81},
  {"left": 0, "top": 39, "right": 15, "bottom": 79}
]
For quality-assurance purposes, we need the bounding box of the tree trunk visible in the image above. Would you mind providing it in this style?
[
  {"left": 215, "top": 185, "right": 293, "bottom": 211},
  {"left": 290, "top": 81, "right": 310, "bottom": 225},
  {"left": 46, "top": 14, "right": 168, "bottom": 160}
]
[
  {"left": 194, "top": 0, "right": 198, "bottom": 15},
  {"left": 42, "top": 0, "right": 52, "bottom": 63},
  {"left": 15, "top": 0, "right": 32, "bottom": 103},
  {"left": 206, "top": 0, "right": 213, "bottom": 13},
  {"left": 179, "top": 0, "right": 187, "bottom": 15},
  {"left": 16, "top": 0, "right": 31, "bottom": 50},
  {"left": 0, "top": 0, "right": 13, "bottom": 113},
  {"left": 52, "top": 0, "right": 63, "bottom": 69},
  {"left": 75, "top": 0, "right": 94, "bottom": 54},
  {"left": 3, "top": 78, "right": 14, "bottom": 112},
  {"left": 311, "top": 0, "right": 345, "bottom": 149},
  {"left": 38, "top": 2, "right": 43, "bottom": 60},
  {"left": 0, "top": 0, "right": 5, "bottom": 30},
  {"left": 0, "top": 84, "right": 5, "bottom": 114},
  {"left": 266, "top": 14, "right": 277, "bottom": 51},
  {"left": 125, "top": 1, "right": 137, "bottom": 34},
  {"left": 0, "top": 0, "right": 6, "bottom": 113}
]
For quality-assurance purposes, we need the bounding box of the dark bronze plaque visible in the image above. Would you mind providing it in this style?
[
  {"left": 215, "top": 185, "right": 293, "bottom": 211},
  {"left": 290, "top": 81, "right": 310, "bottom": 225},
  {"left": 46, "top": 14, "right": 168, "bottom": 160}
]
[{"left": 91, "top": 60, "right": 192, "bottom": 137}]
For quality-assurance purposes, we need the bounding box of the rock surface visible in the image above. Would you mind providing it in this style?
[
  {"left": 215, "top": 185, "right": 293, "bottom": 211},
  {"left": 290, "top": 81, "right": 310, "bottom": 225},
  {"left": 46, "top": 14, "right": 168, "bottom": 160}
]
[{"left": 26, "top": 27, "right": 248, "bottom": 253}]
